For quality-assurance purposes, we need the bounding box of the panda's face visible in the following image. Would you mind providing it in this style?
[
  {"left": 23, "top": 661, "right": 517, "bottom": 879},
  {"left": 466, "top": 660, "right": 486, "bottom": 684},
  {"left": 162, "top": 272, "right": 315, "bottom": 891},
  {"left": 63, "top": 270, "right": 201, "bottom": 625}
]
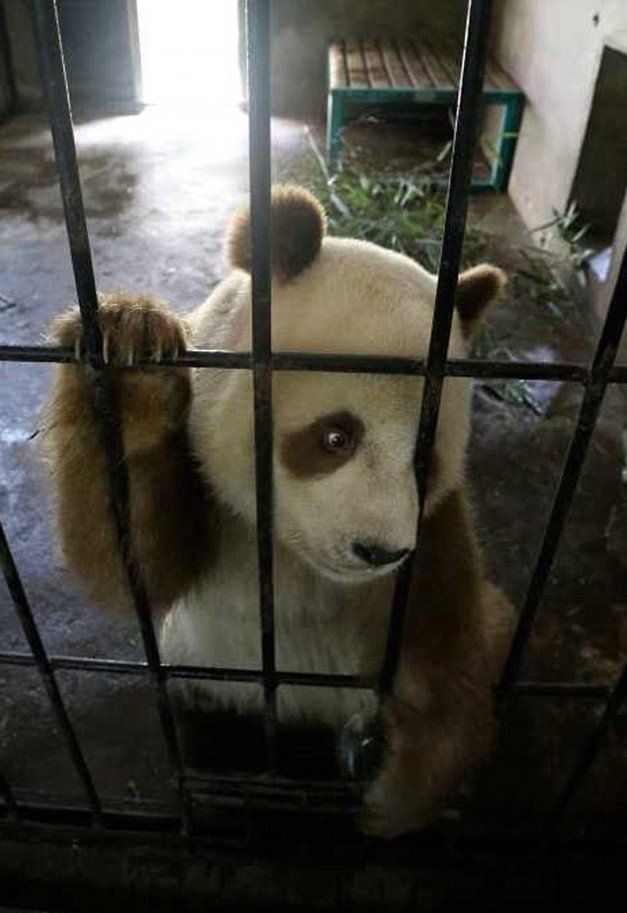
[
  {"left": 274, "top": 372, "right": 421, "bottom": 581},
  {"left": 191, "top": 234, "right": 475, "bottom": 584}
]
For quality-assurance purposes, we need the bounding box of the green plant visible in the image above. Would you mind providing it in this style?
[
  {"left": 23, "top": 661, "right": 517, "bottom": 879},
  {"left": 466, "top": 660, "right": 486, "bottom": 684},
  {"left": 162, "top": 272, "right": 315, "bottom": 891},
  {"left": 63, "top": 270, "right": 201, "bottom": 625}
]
[{"left": 530, "top": 201, "right": 594, "bottom": 269}]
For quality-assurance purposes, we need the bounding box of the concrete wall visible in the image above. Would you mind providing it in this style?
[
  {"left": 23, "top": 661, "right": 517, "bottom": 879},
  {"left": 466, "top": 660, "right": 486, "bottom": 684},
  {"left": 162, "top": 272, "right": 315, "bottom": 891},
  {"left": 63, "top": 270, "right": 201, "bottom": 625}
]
[
  {"left": 3, "top": 0, "right": 467, "bottom": 118},
  {"left": 490, "top": 0, "right": 627, "bottom": 238},
  {"left": 2, "top": 0, "right": 140, "bottom": 113},
  {"left": 571, "top": 44, "right": 627, "bottom": 243},
  {"left": 4, "top": 0, "right": 41, "bottom": 110},
  {"left": 270, "top": 0, "right": 468, "bottom": 117}
]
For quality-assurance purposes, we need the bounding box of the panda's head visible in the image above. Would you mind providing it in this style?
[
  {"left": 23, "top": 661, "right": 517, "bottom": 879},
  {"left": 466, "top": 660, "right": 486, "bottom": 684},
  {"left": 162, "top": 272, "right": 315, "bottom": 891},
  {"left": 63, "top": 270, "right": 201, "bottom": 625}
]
[{"left": 191, "top": 186, "right": 505, "bottom": 584}]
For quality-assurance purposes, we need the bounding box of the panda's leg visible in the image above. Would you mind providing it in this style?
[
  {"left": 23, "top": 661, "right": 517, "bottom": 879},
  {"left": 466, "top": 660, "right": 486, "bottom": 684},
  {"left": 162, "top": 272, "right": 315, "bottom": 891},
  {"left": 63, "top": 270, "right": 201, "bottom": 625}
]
[
  {"left": 360, "top": 584, "right": 514, "bottom": 840},
  {"left": 44, "top": 294, "right": 214, "bottom": 614},
  {"left": 360, "top": 693, "right": 494, "bottom": 839}
]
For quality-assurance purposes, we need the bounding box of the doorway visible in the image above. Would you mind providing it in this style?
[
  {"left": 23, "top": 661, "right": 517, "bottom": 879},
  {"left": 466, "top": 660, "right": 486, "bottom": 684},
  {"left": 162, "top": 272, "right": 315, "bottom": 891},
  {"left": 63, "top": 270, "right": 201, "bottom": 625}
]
[{"left": 137, "top": 0, "right": 241, "bottom": 107}]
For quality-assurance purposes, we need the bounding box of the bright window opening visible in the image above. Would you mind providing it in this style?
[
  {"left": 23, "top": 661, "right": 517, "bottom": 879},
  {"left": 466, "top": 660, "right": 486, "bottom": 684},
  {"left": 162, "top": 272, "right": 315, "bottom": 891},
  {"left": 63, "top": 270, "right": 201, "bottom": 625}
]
[{"left": 137, "top": 0, "right": 241, "bottom": 107}]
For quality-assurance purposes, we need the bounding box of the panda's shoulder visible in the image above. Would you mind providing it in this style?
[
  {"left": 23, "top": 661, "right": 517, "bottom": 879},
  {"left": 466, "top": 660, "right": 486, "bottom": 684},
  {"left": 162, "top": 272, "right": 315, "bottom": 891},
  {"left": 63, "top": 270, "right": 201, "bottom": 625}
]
[{"left": 190, "top": 270, "right": 250, "bottom": 348}]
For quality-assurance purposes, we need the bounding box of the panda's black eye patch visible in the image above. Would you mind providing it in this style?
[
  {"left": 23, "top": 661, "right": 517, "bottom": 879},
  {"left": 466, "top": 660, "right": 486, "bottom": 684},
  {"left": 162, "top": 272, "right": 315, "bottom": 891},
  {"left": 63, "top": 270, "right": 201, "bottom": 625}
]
[{"left": 281, "top": 411, "right": 363, "bottom": 478}]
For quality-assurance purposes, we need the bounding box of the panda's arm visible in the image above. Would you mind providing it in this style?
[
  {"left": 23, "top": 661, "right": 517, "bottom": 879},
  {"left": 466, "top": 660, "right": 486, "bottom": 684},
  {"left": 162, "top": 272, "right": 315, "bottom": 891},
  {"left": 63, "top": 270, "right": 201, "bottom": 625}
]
[
  {"left": 44, "top": 294, "right": 215, "bottom": 614},
  {"left": 362, "top": 490, "right": 514, "bottom": 837}
]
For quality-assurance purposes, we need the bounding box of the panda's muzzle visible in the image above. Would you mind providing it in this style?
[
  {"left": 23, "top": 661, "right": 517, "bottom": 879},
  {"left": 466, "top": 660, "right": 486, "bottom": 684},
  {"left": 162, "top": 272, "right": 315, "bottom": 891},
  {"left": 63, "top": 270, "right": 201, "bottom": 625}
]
[{"left": 352, "top": 542, "right": 410, "bottom": 568}]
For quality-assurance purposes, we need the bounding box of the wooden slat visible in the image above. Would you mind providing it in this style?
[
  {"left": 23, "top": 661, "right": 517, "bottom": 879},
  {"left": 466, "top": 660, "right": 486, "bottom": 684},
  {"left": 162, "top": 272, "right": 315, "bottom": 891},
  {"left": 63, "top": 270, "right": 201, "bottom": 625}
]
[
  {"left": 363, "top": 40, "right": 390, "bottom": 89},
  {"left": 330, "top": 35, "right": 521, "bottom": 95},
  {"left": 345, "top": 40, "right": 369, "bottom": 88},
  {"left": 380, "top": 41, "right": 412, "bottom": 88},
  {"left": 426, "top": 35, "right": 462, "bottom": 87},
  {"left": 329, "top": 39, "right": 348, "bottom": 88},
  {"left": 441, "top": 33, "right": 520, "bottom": 93},
  {"left": 413, "top": 36, "right": 455, "bottom": 89},
  {"left": 396, "top": 38, "right": 432, "bottom": 89},
  {"left": 444, "top": 33, "right": 504, "bottom": 92}
]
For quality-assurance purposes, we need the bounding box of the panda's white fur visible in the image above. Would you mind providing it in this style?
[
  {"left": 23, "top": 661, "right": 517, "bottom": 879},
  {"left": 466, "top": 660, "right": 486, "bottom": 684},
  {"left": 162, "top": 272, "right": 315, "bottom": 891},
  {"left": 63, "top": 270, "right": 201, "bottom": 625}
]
[{"left": 159, "top": 236, "right": 471, "bottom": 727}]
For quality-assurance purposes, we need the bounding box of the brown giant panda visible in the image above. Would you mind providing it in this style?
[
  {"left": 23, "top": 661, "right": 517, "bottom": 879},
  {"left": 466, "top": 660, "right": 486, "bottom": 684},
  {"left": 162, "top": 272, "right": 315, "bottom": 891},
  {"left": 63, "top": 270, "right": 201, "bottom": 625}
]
[{"left": 45, "top": 185, "right": 513, "bottom": 838}]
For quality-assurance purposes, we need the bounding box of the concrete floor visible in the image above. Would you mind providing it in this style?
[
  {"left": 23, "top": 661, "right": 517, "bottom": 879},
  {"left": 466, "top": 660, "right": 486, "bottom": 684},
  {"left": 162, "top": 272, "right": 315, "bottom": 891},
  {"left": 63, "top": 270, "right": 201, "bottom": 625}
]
[{"left": 0, "top": 109, "right": 625, "bottom": 826}]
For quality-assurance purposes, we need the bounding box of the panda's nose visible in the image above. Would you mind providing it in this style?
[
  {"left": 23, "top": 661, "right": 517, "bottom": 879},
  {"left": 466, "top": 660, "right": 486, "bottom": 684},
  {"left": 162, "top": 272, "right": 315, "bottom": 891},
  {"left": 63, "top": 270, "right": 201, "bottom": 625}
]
[{"left": 352, "top": 541, "right": 410, "bottom": 568}]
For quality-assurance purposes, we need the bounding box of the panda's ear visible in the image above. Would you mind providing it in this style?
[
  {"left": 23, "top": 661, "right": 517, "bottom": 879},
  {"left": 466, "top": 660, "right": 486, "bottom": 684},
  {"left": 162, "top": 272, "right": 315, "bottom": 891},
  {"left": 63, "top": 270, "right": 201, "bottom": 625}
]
[
  {"left": 224, "top": 184, "right": 327, "bottom": 281},
  {"left": 455, "top": 264, "right": 507, "bottom": 337}
]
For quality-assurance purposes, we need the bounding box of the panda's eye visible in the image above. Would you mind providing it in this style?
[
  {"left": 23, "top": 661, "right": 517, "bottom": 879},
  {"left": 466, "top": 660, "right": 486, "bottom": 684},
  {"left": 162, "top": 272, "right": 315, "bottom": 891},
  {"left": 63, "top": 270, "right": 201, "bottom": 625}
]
[
  {"left": 320, "top": 418, "right": 356, "bottom": 455},
  {"left": 281, "top": 410, "right": 363, "bottom": 477},
  {"left": 322, "top": 425, "right": 350, "bottom": 452}
]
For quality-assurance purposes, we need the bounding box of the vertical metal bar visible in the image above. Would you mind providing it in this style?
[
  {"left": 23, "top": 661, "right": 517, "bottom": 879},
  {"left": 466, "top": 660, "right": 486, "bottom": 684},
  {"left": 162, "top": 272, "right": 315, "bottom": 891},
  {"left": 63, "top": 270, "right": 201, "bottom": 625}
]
[
  {"left": 0, "top": 518, "right": 101, "bottom": 821},
  {"left": 499, "top": 247, "right": 627, "bottom": 693},
  {"left": 29, "top": 0, "right": 101, "bottom": 358},
  {"left": 29, "top": 0, "right": 190, "bottom": 829},
  {"left": 0, "top": 764, "right": 18, "bottom": 817},
  {"left": 246, "top": 0, "right": 278, "bottom": 767},
  {"left": 546, "top": 659, "right": 627, "bottom": 832},
  {"left": 379, "top": 0, "right": 494, "bottom": 693}
]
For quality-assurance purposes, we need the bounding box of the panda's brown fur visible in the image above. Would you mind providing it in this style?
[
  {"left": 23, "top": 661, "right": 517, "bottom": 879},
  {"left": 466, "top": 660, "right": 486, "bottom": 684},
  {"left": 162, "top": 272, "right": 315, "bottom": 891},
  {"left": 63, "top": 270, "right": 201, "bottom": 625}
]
[
  {"left": 224, "top": 184, "right": 327, "bottom": 280},
  {"left": 46, "top": 297, "right": 214, "bottom": 614},
  {"left": 43, "top": 185, "right": 513, "bottom": 838}
]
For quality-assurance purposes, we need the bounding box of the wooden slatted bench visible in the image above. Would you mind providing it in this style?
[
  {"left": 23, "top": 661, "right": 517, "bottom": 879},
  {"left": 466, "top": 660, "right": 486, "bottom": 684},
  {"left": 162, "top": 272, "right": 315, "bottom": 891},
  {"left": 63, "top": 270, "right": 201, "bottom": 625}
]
[{"left": 328, "top": 36, "right": 524, "bottom": 192}]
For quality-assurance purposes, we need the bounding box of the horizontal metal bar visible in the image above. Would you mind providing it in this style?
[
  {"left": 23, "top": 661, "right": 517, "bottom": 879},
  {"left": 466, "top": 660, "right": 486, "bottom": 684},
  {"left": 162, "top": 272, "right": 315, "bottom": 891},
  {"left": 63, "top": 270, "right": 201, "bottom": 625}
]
[
  {"left": 3, "top": 795, "right": 627, "bottom": 861},
  {"left": 0, "top": 344, "right": 253, "bottom": 367},
  {"left": 0, "top": 650, "right": 372, "bottom": 688},
  {"left": 273, "top": 353, "right": 593, "bottom": 382},
  {"left": 0, "top": 343, "right": 623, "bottom": 384},
  {"left": 0, "top": 520, "right": 102, "bottom": 822},
  {"left": 0, "top": 651, "right": 614, "bottom": 699},
  {"left": 1, "top": 801, "right": 181, "bottom": 834}
]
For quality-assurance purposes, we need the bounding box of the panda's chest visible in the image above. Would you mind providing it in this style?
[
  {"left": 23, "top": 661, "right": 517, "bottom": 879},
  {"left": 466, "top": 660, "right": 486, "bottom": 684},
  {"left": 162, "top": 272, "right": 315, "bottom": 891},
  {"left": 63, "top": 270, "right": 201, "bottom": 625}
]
[{"left": 160, "top": 513, "right": 393, "bottom": 680}]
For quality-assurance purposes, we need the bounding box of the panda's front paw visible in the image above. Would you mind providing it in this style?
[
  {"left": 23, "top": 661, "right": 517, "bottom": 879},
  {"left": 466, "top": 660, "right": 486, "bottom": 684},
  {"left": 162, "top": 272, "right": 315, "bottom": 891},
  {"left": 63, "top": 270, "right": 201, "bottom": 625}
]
[
  {"left": 49, "top": 293, "right": 188, "bottom": 366},
  {"left": 359, "top": 769, "right": 433, "bottom": 839}
]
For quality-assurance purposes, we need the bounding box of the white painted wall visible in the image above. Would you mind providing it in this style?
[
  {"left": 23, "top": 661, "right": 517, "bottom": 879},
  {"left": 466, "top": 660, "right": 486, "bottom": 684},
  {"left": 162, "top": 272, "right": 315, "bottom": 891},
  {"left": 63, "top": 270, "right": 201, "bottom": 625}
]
[{"left": 491, "top": 0, "right": 627, "bottom": 236}]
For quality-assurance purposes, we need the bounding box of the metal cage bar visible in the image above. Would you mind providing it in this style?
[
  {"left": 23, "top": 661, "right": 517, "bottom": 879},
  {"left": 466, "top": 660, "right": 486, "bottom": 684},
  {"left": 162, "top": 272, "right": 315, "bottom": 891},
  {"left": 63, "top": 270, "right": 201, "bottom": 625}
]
[
  {"left": 0, "top": 761, "right": 18, "bottom": 818},
  {"left": 547, "top": 656, "right": 627, "bottom": 831},
  {"left": 246, "top": 0, "right": 278, "bottom": 769},
  {"left": 499, "top": 247, "right": 627, "bottom": 694},
  {"left": 0, "top": 648, "right": 615, "bottom": 699},
  {"left": 3, "top": 341, "right": 623, "bottom": 382},
  {"left": 0, "top": 0, "right": 622, "bottom": 848},
  {"left": 379, "top": 0, "right": 494, "bottom": 694},
  {"left": 0, "top": 518, "right": 101, "bottom": 821},
  {"left": 29, "top": 0, "right": 190, "bottom": 830}
]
